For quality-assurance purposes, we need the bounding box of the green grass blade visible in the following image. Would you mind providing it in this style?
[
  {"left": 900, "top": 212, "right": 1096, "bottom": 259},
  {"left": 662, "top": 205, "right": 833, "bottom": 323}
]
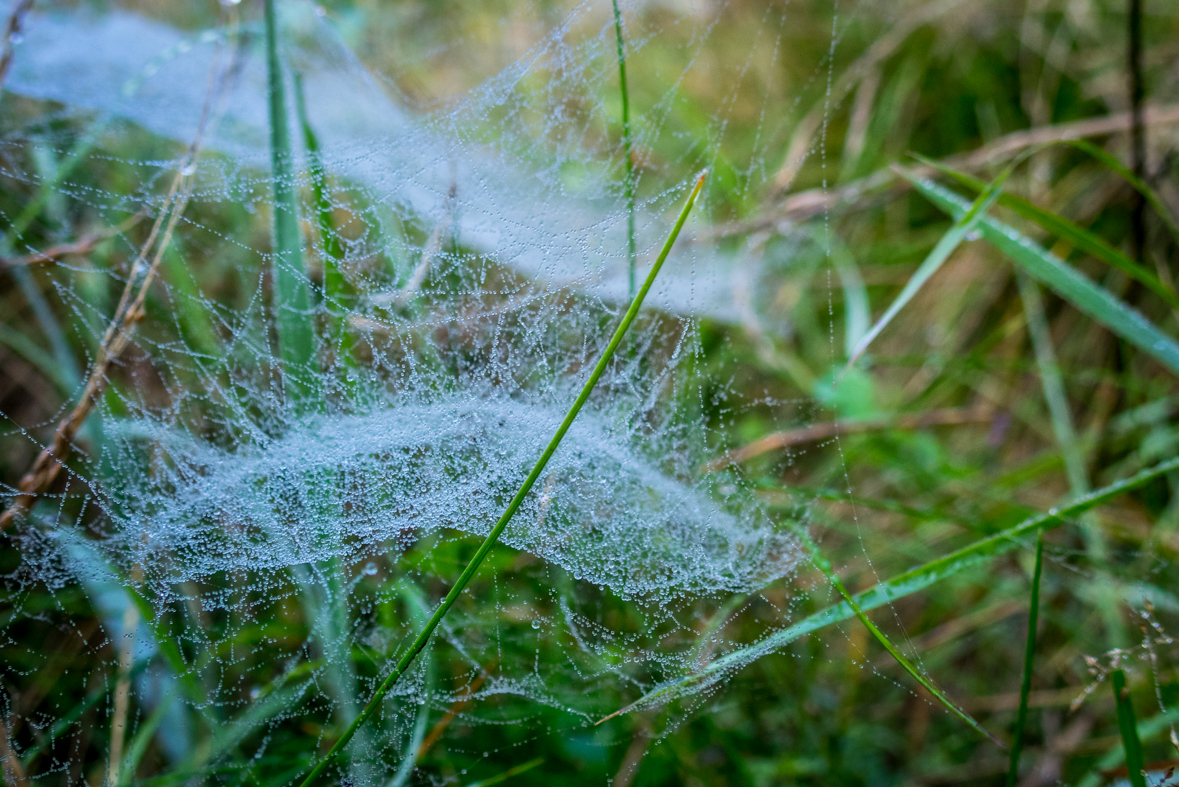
[
  {"left": 1005, "top": 528, "right": 1043, "bottom": 786},
  {"left": 907, "top": 175, "right": 1179, "bottom": 377},
  {"left": 914, "top": 154, "right": 1179, "bottom": 308},
  {"left": 115, "top": 690, "right": 176, "bottom": 787},
  {"left": 294, "top": 172, "right": 706, "bottom": 787},
  {"left": 803, "top": 533, "right": 1002, "bottom": 746},
  {"left": 1112, "top": 669, "right": 1147, "bottom": 787},
  {"left": 609, "top": 454, "right": 1179, "bottom": 716},
  {"left": 843, "top": 167, "right": 1008, "bottom": 370},
  {"left": 292, "top": 71, "right": 345, "bottom": 302},
  {"left": 465, "top": 757, "right": 544, "bottom": 787},
  {"left": 1069, "top": 139, "right": 1179, "bottom": 247},
  {"left": 612, "top": 0, "right": 636, "bottom": 298},
  {"left": 264, "top": 0, "right": 317, "bottom": 404}
]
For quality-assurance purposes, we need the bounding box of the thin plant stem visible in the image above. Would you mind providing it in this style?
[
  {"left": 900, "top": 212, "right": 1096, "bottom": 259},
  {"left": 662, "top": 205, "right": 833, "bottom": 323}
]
[
  {"left": 803, "top": 533, "right": 1003, "bottom": 747},
  {"left": 1127, "top": 0, "right": 1145, "bottom": 262},
  {"left": 1006, "top": 528, "right": 1043, "bottom": 786},
  {"left": 1112, "top": 669, "right": 1147, "bottom": 787},
  {"left": 294, "top": 171, "right": 706, "bottom": 787},
  {"left": 264, "top": 0, "right": 317, "bottom": 404},
  {"left": 612, "top": 0, "right": 636, "bottom": 297}
]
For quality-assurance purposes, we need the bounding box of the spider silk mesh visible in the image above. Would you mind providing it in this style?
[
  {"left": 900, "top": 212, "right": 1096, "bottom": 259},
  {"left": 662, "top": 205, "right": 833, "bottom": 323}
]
[{"left": 0, "top": 0, "right": 862, "bottom": 783}]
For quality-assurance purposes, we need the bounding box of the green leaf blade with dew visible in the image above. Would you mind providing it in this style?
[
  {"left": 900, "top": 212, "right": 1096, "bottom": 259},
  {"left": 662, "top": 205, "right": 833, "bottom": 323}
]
[
  {"left": 912, "top": 154, "right": 1179, "bottom": 309},
  {"left": 842, "top": 167, "right": 1008, "bottom": 371},
  {"left": 606, "top": 454, "right": 1179, "bottom": 718},
  {"left": 906, "top": 174, "right": 1179, "bottom": 378}
]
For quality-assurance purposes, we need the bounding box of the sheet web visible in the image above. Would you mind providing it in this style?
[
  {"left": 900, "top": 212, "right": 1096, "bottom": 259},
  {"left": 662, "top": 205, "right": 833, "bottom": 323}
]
[{"left": 0, "top": 0, "right": 883, "bottom": 783}]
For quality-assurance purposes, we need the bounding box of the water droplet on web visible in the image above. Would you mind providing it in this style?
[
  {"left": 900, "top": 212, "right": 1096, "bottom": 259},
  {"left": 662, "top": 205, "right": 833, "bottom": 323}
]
[
  {"left": 9, "top": 32, "right": 23, "bottom": 45},
  {"left": 966, "top": 230, "right": 982, "bottom": 242},
  {"left": 363, "top": 562, "right": 378, "bottom": 576},
  {"left": 531, "top": 619, "right": 540, "bottom": 629}
]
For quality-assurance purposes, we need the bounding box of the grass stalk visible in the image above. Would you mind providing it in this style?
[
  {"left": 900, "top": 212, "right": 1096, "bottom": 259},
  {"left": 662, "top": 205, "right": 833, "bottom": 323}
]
[
  {"left": 264, "top": 0, "right": 317, "bottom": 404},
  {"left": 294, "top": 171, "right": 706, "bottom": 787},
  {"left": 803, "top": 533, "right": 1003, "bottom": 747},
  {"left": 292, "top": 72, "right": 345, "bottom": 301},
  {"left": 611, "top": 454, "right": 1179, "bottom": 716},
  {"left": 842, "top": 166, "right": 1008, "bottom": 372},
  {"left": 612, "top": 0, "right": 636, "bottom": 297},
  {"left": 465, "top": 757, "right": 544, "bottom": 787},
  {"left": 1112, "top": 669, "right": 1147, "bottom": 787},
  {"left": 1005, "top": 528, "right": 1043, "bottom": 786}
]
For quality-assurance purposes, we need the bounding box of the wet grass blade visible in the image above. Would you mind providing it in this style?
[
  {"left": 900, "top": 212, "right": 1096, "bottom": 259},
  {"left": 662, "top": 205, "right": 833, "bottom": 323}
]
[
  {"left": 842, "top": 167, "right": 1008, "bottom": 371},
  {"left": 914, "top": 154, "right": 1179, "bottom": 309},
  {"left": 1112, "top": 669, "right": 1147, "bottom": 787},
  {"left": 1069, "top": 139, "right": 1179, "bottom": 246},
  {"left": 465, "top": 757, "right": 544, "bottom": 787},
  {"left": 294, "top": 172, "right": 706, "bottom": 787},
  {"left": 292, "top": 71, "right": 345, "bottom": 302},
  {"left": 804, "top": 533, "right": 1003, "bottom": 747},
  {"left": 1005, "top": 529, "right": 1043, "bottom": 786},
  {"left": 606, "top": 454, "right": 1179, "bottom": 716},
  {"left": 907, "top": 175, "right": 1179, "bottom": 377},
  {"left": 264, "top": 0, "right": 316, "bottom": 403},
  {"left": 612, "top": 0, "right": 637, "bottom": 297}
]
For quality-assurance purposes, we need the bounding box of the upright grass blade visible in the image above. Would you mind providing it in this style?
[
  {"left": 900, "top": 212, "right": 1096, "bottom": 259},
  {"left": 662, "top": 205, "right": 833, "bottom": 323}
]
[
  {"left": 907, "top": 175, "right": 1179, "bottom": 377},
  {"left": 842, "top": 167, "right": 1009, "bottom": 372},
  {"left": 606, "top": 454, "right": 1179, "bottom": 717},
  {"left": 1069, "top": 139, "right": 1179, "bottom": 246},
  {"left": 292, "top": 72, "right": 345, "bottom": 302},
  {"left": 1005, "top": 528, "right": 1043, "bottom": 786},
  {"left": 612, "top": 0, "right": 636, "bottom": 298},
  {"left": 264, "top": 0, "right": 317, "bottom": 404},
  {"left": 914, "top": 154, "right": 1179, "bottom": 309},
  {"left": 1112, "top": 669, "right": 1147, "bottom": 787},
  {"left": 294, "top": 172, "right": 706, "bottom": 787},
  {"left": 803, "top": 533, "right": 1003, "bottom": 746}
]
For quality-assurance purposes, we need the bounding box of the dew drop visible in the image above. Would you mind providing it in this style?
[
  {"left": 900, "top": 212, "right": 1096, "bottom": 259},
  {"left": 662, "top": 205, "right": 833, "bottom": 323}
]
[
  {"left": 531, "top": 619, "right": 540, "bottom": 630},
  {"left": 363, "top": 562, "right": 378, "bottom": 576}
]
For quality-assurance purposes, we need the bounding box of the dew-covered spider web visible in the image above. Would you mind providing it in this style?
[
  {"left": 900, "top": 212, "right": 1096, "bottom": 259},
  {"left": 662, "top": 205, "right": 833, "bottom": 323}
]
[{"left": 0, "top": 0, "right": 911, "bottom": 783}]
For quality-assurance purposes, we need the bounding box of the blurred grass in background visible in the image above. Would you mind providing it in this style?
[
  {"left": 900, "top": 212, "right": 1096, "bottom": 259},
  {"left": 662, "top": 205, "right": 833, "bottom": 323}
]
[{"left": 3, "top": 0, "right": 1179, "bottom": 785}]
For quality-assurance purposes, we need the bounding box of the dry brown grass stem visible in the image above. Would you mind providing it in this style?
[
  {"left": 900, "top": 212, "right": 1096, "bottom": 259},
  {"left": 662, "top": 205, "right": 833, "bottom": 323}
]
[
  {"left": 705, "top": 405, "right": 993, "bottom": 472},
  {"left": 415, "top": 664, "right": 494, "bottom": 760},
  {"left": 0, "top": 0, "right": 34, "bottom": 94},
  {"left": 713, "top": 102, "right": 1179, "bottom": 242},
  {"left": 0, "top": 215, "right": 145, "bottom": 270},
  {"left": 0, "top": 23, "right": 232, "bottom": 532}
]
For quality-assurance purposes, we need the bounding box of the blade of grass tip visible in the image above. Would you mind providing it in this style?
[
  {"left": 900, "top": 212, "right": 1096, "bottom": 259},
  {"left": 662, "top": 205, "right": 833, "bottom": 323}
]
[
  {"left": 264, "top": 0, "right": 317, "bottom": 405},
  {"left": 801, "top": 531, "right": 1004, "bottom": 747},
  {"left": 465, "top": 757, "right": 544, "bottom": 787},
  {"left": 912, "top": 152, "right": 1179, "bottom": 309},
  {"left": 1112, "top": 669, "right": 1148, "bottom": 787},
  {"left": 603, "top": 454, "right": 1179, "bottom": 720},
  {"left": 1006, "top": 528, "right": 1044, "bottom": 787},
  {"left": 906, "top": 174, "right": 1179, "bottom": 378},
  {"left": 840, "top": 164, "right": 1010, "bottom": 376},
  {"left": 1069, "top": 139, "right": 1179, "bottom": 246},
  {"left": 292, "top": 71, "right": 345, "bottom": 302},
  {"left": 612, "top": 0, "right": 636, "bottom": 298},
  {"left": 294, "top": 171, "right": 706, "bottom": 787}
]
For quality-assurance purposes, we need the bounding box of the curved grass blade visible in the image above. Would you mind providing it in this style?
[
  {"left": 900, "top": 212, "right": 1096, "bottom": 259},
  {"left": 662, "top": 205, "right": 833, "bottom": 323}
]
[
  {"left": 842, "top": 167, "right": 1009, "bottom": 372},
  {"left": 604, "top": 454, "right": 1179, "bottom": 718},
  {"left": 804, "top": 533, "right": 1002, "bottom": 746},
  {"left": 612, "top": 0, "right": 637, "bottom": 298},
  {"left": 264, "top": 0, "right": 316, "bottom": 404},
  {"left": 1112, "top": 669, "right": 1148, "bottom": 787},
  {"left": 1005, "top": 529, "right": 1043, "bottom": 786},
  {"left": 1069, "top": 139, "right": 1179, "bottom": 246},
  {"left": 295, "top": 171, "right": 706, "bottom": 787},
  {"left": 914, "top": 153, "right": 1179, "bottom": 309},
  {"left": 906, "top": 175, "right": 1179, "bottom": 377},
  {"left": 464, "top": 757, "right": 543, "bottom": 787}
]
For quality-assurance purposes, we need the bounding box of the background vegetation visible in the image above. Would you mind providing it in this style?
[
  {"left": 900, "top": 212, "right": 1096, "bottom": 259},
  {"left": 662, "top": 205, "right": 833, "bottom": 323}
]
[{"left": 2, "top": 0, "right": 1179, "bottom": 785}]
